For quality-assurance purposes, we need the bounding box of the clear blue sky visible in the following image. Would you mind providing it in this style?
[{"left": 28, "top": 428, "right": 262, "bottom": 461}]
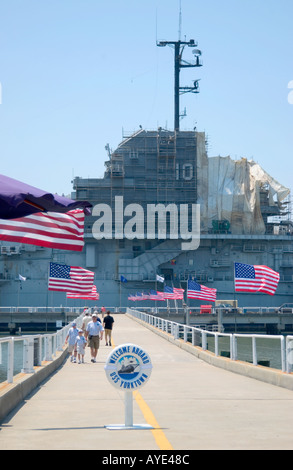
[{"left": 0, "top": 0, "right": 292, "bottom": 201}]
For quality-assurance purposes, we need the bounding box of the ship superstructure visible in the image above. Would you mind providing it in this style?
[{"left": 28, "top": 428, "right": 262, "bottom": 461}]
[
  {"left": 71, "top": 127, "right": 291, "bottom": 308},
  {"left": 0, "top": 38, "right": 292, "bottom": 309}
]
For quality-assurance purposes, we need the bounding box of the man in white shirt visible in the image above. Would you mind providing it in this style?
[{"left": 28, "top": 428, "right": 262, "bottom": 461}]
[
  {"left": 85, "top": 314, "right": 104, "bottom": 363},
  {"left": 81, "top": 310, "right": 91, "bottom": 333}
]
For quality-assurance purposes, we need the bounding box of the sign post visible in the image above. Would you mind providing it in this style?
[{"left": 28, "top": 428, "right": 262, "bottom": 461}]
[
  {"left": 125, "top": 391, "right": 133, "bottom": 427},
  {"left": 104, "top": 343, "right": 153, "bottom": 430}
]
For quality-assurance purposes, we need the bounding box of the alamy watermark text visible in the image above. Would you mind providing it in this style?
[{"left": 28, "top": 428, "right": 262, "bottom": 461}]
[{"left": 92, "top": 196, "right": 200, "bottom": 251}]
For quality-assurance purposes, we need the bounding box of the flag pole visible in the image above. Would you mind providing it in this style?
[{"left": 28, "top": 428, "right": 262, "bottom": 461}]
[
  {"left": 185, "top": 279, "right": 190, "bottom": 326},
  {"left": 119, "top": 279, "right": 122, "bottom": 310},
  {"left": 155, "top": 275, "right": 157, "bottom": 311},
  {"left": 17, "top": 279, "right": 20, "bottom": 309},
  {"left": 233, "top": 262, "right": 237, "bottom": 333}
]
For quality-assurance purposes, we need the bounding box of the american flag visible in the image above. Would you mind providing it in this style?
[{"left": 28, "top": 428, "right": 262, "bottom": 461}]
[
  {"left": 234, "top": 262, "right": 280, "bottom": 295},
  {"left": 67, "top": 285, "right": 99, "bottom": 300},
  {"left": 128, "top": 293, "right": 141, "bottom": 301},
  {"left": 139, "top": 292, "right": 150, "bottom": 300},
  {"left": 174, "top": 287, "right": 184, "bottom": 298},
  {"left": 149, "top": 290, "right": 166, "bottom": 301},
  {"left": 163, "top": 286, "right": 184, "bottom": 299},
  {"left": 48, "top": 262, "right": 94, "bottom": 293},
  {"left": 128, "top": 294, "right": 136, "bottom": 301},
  {"left": 0, "top": 209, "right": 85, "bottom": 251},
  {"left": 187, "top": 280, "right": 217, "bottom": 302}
]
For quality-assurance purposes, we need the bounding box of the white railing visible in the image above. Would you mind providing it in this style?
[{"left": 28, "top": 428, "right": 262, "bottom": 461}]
[
  {"left": 0, "top": 306, "right": 85, "bottom": 314},
  {"left": 128, "top": 308, "right": 292, "bottom": 374},
  {"left": 127, "top": 305, "right": 292, "bottom": 315},
  {"left": 0, "top": 314, "right": 83, "bottom": 384},
  {"left": 286, "top": 335, "right": 293, "bottom": 373},
  {"left": 0, "top": 306, "right": 122, "bottom": 314}
]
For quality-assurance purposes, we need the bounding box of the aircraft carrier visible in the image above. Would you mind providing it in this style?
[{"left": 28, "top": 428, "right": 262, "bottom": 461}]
[{"left": 0, "top": 37, "right": 292, "bottom": 311}]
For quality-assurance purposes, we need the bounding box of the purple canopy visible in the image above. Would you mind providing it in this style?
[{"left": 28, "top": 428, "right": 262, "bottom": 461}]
[{"left": 0, "top": 174, "right": 92, "bottom": 219}]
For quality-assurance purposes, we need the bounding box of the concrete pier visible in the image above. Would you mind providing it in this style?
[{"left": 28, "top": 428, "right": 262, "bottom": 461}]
[{"left": 0, "top": 314, "right": 293, "bottom": 450}]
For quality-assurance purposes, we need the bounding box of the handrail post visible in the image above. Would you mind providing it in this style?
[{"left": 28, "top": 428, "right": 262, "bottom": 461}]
[
  {"left": 184, "top": 326, "right": 187, "bottom": 342},
  {"left": 174, "top": 323, "right": 179, "bottom": 340},
  {"left": 35, "top": 336, "right": 42, "bottom": 366},
  {"left": 286, "top": 336, "right": 293, "bottom": 374},
  {"left": 44, "top": 335, "right": 53, "bottom": 361},
  {"left": 22, "top": 337, "right": 35, "bottom": 374},
  {"left": 233, "top": 335, "right": 238, "bottom": 361},
  {"left": 171, "top": 322, "right": 174, "bottom": 337},
  {"left": 7, "top": 338, "right": 14, "bottom": 383},
  {"left": 280, "top": 336, "right": 286, "bottom": 373},
  {"left": 252, "top": 336, "right": 257, "bottom": 366},
  {"left": 215, "top": 333, "right": 219, "bottom": 357},
  {"left": 56, "top": 331, "right": 63, "bottom": 352},
  {"left": 202, "top": 330, "right": 207, "bottom": 350},
  {"left": 192, "top": 328, "right": 195, "bottom": 346},
  {"left": 230, "top": 335, "right": 234, "bottom": 360},
  {"left": 51, "top": 334, "right": 56, "bottom": 358}
]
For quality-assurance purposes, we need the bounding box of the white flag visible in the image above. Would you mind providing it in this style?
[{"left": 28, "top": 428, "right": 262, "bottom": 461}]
[
  {"left": 18, "top": 274, "right": 27, "bottom": 281},
  {"left": 156, "top": 274, "right": 164, "bottom": 283}
]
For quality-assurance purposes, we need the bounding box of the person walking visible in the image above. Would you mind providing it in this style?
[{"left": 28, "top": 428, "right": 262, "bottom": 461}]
[
  {"left": 85, "top": 313, "right": 104, "bottom": 363},
  {"left": 81, "top": 310, "right": 91, "bottom": 333},
  {"left": 103, "top": 311, "right": 114, "bottom": 346},
  {"left": 65, "top": 322, "right": 79, "bottom": 363},
  {"left": 93, "top": 309, "right": 102, "bottom": 323},
  {"left": 101, "top": 306, "right": 106, "bottom": 319},
  {"left": 75, "top": 329, "right": 87, "bottom": 363}
]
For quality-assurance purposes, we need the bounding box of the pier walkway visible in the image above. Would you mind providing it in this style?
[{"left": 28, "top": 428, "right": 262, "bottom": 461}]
[{"left": 0, "top": 314, "right": 293, "bottom": 450}]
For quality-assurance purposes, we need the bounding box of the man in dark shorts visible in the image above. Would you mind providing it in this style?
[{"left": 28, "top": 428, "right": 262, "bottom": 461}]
[{"left": 103, "top": 311, "right": 114, "bottom": 346}]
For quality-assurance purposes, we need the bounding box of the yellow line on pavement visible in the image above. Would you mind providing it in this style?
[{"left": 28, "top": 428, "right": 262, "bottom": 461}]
[{"left": 134, "top": 391, "right": 173, "bottom": 450}]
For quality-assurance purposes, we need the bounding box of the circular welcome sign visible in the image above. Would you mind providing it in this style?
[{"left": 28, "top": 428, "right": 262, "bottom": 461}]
[{"left": 104, "top": 343, "right": 152, "bottom": 391}]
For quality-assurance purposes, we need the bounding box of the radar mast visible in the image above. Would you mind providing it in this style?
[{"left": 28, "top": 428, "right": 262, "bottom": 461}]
[{"left": 157, "top": 38, "right": 202, "bottom": 131}]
